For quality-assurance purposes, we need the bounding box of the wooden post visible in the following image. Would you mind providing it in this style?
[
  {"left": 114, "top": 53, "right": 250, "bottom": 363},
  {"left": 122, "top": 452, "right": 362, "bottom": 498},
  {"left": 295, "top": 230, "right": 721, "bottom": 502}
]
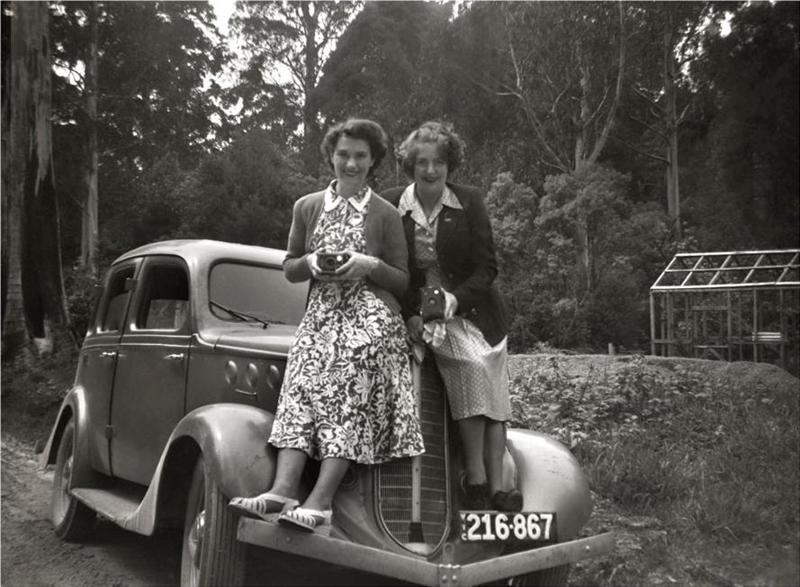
[
  {"left": 779, "top": 288, "right": 786, "bottom": 369},
  {"left": 752, "top": 289, "right": 759, "bottom": 362},
  {"left": 667, "top": 292, "right": 675, "bottom": 356},
  {"left": 726, "top": 291, "right": 733, "bottom": 361},
  {"left": 649, "top": 293, "right": 656, "bottom": 356}
]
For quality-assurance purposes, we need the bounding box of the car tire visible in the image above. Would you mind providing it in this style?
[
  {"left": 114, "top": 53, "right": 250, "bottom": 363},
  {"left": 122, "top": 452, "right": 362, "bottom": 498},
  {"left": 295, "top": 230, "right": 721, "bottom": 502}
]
[
  {"left": 180, "top": 455, "right": 245, "bottom": 587},
  {"left": 510, "top": 564, "right": 571, "bottom": 586},
  {"left": 51, "top": 419, "right": 96, "bottom": 541}
]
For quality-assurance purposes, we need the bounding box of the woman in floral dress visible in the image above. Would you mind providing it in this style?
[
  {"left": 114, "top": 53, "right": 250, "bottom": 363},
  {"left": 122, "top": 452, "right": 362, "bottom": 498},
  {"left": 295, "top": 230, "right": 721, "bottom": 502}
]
[{"left": 230, "top": 119, "right": 424, "bottom": 533}]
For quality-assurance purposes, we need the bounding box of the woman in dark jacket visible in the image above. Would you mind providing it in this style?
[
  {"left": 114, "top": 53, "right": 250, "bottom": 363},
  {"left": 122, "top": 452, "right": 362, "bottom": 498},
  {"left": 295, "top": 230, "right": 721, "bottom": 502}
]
[{"left": 382, "top": 121, "right": 521, "bottom": 512}]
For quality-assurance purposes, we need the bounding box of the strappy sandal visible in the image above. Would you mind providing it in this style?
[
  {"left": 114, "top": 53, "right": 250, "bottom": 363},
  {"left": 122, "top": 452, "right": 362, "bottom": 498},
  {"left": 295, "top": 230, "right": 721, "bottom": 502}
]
[
  {"left": 278, "top": 507, "right": 332, "bottom": 535},
  {"left": 228, "top": 492, "right": 299, "bottom": 521}
]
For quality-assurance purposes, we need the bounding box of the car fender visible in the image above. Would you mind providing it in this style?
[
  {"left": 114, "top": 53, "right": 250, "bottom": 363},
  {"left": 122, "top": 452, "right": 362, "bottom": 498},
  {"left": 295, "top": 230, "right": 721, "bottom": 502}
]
[
  {"left": 118, "top": 403, "right": 277, "bottom": 535},
  {"left": 39, "top": 385, "right": 103, "bottom": 488},
  {"left": 506, "top": 428, "right": 592, "bottom": 541},
  {"left": 169, "top": 403, "right": 277, "bottom": 499}
]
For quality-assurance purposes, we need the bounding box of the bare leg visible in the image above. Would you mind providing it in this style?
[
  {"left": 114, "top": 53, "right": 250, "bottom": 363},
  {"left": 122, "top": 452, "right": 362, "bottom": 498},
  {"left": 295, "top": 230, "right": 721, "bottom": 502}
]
[
  {"left": 458, "top": 416, "right": 487, "bottom": 485},
  {"left": 484, "top": 420, "right": 506, "bottom": 495},
  {"left": 268, "top": 448, "right": 308, "bottom": 499},
  {"left": 301, "top": 457, "right": 350, "bottom": 512}
]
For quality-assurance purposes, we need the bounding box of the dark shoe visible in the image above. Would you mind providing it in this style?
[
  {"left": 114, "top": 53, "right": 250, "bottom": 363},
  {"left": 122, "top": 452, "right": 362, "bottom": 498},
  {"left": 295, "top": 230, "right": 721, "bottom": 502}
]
[
  {"left": 491, "top": 489, "right": 523, "bottom": 512},
  {"left": 463, "top": 482, "right": 490, "bottom": 510}
]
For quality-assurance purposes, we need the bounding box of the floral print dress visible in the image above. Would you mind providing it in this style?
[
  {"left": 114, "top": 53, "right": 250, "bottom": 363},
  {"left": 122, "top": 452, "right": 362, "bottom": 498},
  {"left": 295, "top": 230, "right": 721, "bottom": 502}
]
[{"left": 269, "top": 191, "right": 425, "bottom": 464}]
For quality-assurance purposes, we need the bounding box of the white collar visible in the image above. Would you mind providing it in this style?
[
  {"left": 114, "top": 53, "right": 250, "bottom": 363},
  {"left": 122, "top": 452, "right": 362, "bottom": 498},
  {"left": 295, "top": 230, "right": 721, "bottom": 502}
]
[
  {"left": 397, "top": 183, "right": 462, "bottom": 226},
  {"left": 324, "top": 181, "right": 372, "bottom": 213}
]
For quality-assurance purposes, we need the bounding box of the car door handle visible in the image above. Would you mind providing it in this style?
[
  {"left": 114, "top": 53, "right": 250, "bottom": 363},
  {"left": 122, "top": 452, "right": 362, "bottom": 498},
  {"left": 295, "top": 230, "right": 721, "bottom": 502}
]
[
  {"left": 164, "top": 353, "right": 185, "bottom": 361},
  {"left": 99, "top": 351, "right": 117, "bottom": 359}
]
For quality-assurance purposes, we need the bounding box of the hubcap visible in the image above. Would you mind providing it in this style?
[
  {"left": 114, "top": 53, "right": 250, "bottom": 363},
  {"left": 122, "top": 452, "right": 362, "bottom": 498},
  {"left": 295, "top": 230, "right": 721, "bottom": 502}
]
[
  {"left": 188, "top": 508, "right": 206, "bottom": 568},
  {"left": 54, "top": 453, "right": 73, "bottom": 520}
]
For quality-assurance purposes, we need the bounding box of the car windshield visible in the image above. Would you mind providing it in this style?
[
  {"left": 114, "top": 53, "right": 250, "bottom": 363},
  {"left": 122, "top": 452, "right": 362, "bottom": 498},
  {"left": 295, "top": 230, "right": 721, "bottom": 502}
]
[{"left": 208, "top": 262, "right": 307, "bottom": 326}]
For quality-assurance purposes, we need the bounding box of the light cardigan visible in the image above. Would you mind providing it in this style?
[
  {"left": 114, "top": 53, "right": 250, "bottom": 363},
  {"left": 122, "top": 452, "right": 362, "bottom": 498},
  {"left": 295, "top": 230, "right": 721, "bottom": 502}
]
[{"left": 283, "top": 188, "right": 409, "bottom": 314}]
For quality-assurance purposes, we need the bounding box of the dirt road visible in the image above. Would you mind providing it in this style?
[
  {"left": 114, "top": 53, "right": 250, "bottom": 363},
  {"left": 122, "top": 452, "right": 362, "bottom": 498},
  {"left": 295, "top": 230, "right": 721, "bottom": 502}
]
[
  {"left": 0, "top": 433, "right": 406, "bottom": 587},
  {"left": 1, "top": 432, "right": 181, "bottom": 587}
]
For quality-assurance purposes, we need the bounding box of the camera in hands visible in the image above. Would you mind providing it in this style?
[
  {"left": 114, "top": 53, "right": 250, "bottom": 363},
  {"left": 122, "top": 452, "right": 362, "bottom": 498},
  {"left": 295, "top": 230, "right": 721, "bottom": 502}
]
[
  {"left": 421, "top": 285, "right": 446, "bottom": 321},
  {"left": 317, "top": 252, "right": 351, "bottom": 274}
]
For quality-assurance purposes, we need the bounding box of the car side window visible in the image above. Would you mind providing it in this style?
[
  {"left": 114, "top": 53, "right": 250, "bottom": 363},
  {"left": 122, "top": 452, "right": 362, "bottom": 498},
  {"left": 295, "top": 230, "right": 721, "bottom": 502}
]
[
  {"left": 134, "top": 261, "right": 189, "bottom": 331},
  {"left": 99, "top": 267, "right": 136, "bottom": 333}
]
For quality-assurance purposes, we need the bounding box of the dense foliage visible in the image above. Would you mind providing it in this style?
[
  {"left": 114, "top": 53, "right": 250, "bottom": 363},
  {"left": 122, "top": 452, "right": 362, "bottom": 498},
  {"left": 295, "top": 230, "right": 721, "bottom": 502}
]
[{"left": 2, "top": 0, "right": 797, "bottom": 356}]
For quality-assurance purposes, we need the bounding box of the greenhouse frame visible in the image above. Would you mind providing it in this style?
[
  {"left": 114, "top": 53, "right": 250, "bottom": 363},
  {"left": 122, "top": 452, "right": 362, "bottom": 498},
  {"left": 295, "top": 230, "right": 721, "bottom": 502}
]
[{"left": 650, "top": 249, "right": 799, "bottom": 375}]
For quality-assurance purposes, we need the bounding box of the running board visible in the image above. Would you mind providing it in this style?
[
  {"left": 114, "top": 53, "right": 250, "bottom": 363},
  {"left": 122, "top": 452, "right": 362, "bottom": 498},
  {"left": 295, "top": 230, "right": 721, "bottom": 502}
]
[
  {"left": 237, "top": 517, "right": 614, "bottom": 587},
  {"left": 71, "top": 485, "right": 153, "bottom": 535}
]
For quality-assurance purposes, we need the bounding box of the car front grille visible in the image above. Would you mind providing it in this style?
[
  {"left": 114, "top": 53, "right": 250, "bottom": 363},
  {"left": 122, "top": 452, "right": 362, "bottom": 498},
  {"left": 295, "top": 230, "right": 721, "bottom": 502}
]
[{"left": 376, "top": 358, "right": 450, "bottom": 552}]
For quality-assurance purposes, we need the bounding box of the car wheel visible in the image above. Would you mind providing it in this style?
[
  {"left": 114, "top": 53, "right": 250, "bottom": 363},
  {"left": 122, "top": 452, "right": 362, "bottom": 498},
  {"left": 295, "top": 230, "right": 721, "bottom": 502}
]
[
  {"left": 181, "top": 455, "right": 245, "bottom": 587},
  {"left": 51, "top": 419, "right": 96, "bottom": 541},
  {"left": 509, "top": 564, "right": 571, "bottom": 587}
]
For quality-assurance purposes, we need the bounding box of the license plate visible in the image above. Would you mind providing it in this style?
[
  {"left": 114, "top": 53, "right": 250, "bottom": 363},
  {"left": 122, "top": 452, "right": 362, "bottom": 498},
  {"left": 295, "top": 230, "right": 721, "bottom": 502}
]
[{"left": 459, "top": 511, "right": 556, "bottom": 542}]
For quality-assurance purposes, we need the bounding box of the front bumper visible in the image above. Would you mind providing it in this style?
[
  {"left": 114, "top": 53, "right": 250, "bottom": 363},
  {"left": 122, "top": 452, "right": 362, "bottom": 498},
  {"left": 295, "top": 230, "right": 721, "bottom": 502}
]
[{"left": 238, "top": 518, "right": 614, "bottom": 586}]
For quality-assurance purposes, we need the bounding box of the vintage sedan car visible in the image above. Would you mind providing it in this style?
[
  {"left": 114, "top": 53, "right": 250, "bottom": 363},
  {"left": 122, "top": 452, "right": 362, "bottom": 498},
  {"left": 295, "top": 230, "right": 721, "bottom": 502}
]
[{"left": 41, "top": 239, "right": 613, "bottom": 586}]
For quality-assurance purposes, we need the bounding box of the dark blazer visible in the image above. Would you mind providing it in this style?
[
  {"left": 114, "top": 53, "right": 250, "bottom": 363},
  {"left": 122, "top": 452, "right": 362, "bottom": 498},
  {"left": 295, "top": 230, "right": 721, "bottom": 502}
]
[
  {"left": 284, "top": 189, "right": 409, "bottom": 314},
  {"left": 381, "top": 183, "right": 508, "bottom": 346}
]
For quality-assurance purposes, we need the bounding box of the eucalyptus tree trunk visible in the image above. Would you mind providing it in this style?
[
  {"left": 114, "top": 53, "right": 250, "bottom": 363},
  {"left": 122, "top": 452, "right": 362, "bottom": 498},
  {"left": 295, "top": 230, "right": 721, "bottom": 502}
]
[
  {"left": 3, "top": 1, "right": 73, "bottom": 358},
  {"left": 299, "top": 1, "right": 320, "bottom": 175},
  {"left": 663, "top": 10, "right": 682, "bottom": 240},
  {"left": 80, "top": 0, "right": 99, "bottom": 276},
  {"left": 573, "top": 2, "right": 625, "bottom": 294}
]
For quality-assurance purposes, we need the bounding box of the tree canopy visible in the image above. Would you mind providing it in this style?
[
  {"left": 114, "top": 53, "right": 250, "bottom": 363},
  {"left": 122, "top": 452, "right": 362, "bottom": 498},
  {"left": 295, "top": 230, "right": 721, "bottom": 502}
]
[{"left": 1, "top": 0, "right": 797, "bottom": 357}]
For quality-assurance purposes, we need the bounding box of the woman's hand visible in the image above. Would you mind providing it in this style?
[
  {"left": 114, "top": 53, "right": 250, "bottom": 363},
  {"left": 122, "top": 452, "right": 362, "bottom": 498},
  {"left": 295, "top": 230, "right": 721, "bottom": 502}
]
[
  {"left": 337, "top": 251, "right": 379, "bottom": 280},
  {"left": 306, "top": 252, "right": 340, "bottom": 281},
  {"left": 406, "top": 315, "right": 424, "bottom": 344}
]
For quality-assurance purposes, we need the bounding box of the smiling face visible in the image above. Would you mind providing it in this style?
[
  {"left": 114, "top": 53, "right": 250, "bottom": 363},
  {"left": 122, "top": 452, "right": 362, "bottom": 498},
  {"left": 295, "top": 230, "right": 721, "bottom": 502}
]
[
  {"left": 412, "top": 142, "right": 449, "bottom": 200},
  {"left": 331, "top": 135, "right": 374, "bottom": 196}
]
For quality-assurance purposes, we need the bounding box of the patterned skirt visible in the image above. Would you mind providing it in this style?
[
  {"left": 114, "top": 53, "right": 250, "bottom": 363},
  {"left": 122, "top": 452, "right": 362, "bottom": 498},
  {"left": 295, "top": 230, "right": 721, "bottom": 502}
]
[
  {"left": 269, "top": 280, "right": 425, "bottom": 464},
  {"left": 429, "top": 317, "right": 511, "bottom": 422}
]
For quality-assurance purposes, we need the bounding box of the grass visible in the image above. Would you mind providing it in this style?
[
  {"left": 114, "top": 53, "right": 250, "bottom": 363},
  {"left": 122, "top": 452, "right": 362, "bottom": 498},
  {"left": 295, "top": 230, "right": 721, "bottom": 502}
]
[{"left": 508, "top": 353, "right": 800, "bottom": 586}]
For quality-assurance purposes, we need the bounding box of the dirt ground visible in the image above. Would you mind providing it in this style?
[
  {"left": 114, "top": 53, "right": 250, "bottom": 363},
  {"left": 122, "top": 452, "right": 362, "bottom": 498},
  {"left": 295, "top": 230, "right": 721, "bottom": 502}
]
[
  {"left": 0, "top": 431, "right": 411, "bottom": 587},
  {"left": 1, "top": 431, "right": 182, "bottom": 587}
]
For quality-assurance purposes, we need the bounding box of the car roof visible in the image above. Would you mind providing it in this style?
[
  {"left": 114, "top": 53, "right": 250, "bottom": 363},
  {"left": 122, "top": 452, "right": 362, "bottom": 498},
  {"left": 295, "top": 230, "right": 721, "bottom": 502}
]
[{"left": 112, "top": 239, "right": 286, "bottom": 268}]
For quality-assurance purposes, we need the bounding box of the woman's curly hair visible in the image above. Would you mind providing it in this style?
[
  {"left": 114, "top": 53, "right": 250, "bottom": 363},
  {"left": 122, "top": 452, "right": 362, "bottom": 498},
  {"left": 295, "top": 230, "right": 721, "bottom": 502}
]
[
  {"left": 396, "top": 121, "right": 466, "bottom": 179},
  {"left": 320, "top": 118, "right": 390, "bottom": 176}
]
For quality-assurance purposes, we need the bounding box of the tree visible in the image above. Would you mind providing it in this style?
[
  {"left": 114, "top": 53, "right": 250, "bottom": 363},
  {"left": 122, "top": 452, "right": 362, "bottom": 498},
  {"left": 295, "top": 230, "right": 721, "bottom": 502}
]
[
  {"left": 619, "top": 2, "right": 716, "bottom": 240},
  {"left": 685, "top": 1, "right": 799, "bottom": 249},
  {"left": 50, "top": 1, "right": 226, "bottom": 263},
  {"left": 2, "top": 1, "right": 72, "bottom": 358},
  {"left": 457, "top": 2, "right": 627, "bottom": 293},
  {"left": 81, "top": 0, "right": 98, "bottom": 275},
  {"left": 481, "top": 2, "right": 626, "bottom": 175},
  {"left": 315, "top": 2, "right": 451, "bottom": 126},
  {"left": 231, "top": 0, "right": 359, "bottom": 172}
]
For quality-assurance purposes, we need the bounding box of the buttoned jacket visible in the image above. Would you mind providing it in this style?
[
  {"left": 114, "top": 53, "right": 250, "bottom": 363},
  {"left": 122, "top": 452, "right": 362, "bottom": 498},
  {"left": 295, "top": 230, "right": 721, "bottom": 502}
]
[
  {"left": 381, "top": 183, "right": 508, "bottom": 346},
  {"left": 283, "top": 189, "right": 409, "bottom": 314}
]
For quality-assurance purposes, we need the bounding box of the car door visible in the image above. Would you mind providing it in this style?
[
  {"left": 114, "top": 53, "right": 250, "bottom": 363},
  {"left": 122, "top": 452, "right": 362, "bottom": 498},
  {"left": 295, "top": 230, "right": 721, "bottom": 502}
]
[
  {"left": 81, "top": 259, "right": 140, "bottom": 476},
  {"left": 109, "top": 255, "right": 191, "bottom": 485}
]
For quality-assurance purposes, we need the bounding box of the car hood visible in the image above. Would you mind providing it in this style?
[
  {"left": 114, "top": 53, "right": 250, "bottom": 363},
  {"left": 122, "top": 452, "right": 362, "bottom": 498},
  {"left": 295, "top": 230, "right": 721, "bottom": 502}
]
[{"left": 203, "top": 324, "right": 298, "bottom": 356}]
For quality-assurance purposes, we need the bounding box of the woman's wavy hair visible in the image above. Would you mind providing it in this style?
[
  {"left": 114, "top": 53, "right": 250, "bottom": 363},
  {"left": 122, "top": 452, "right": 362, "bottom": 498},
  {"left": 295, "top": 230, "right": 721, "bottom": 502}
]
[
  {"left": 320, "top": 118, "right": 390, "bottom": 176},
  {"left": 396, "top": 121, "right": 466, "bottom": 179}
]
